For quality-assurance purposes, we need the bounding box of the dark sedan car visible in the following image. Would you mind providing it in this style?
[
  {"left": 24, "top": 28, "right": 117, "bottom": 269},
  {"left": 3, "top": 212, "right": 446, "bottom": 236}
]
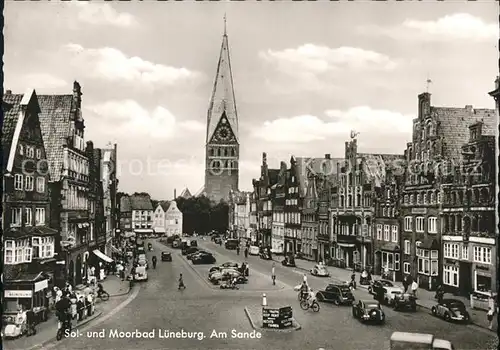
[
  {"left": 393, "top": 293, "right": 417, "bottom": 312},
  {"left": 182, "top": 246, "right": 198, "bottom": 256},
  {"left": 187, "top": 250, "right": 207, "bottom": 260},
  {"left": 368, "top": 279, "right": 394, "bottom": 295},
  {"left": 352, "top": 300, "right": 385, "bottom": 324},
  {"left": 161, "top": 252, "right": 172, "bottom": 262},
  {"left": 192, "top": 253, "right": 216, "bottom": 265},
  {"left": 431, "top": 299, "right": 470, "bottom": 323},
  {"left": 209, "top": 262, "right": 239, "bottom": 273},
  {"left": 281, "top": 255, "right": 296, "bottom": 267},
  {"left": 317, "top": 284, "right": 355, "bottom": 306}
]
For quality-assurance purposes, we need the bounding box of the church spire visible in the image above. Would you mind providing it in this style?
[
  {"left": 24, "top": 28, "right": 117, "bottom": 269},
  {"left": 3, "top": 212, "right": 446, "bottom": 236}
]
[{"left": 206, "top": 15, "right": 238, "bottom": 144}]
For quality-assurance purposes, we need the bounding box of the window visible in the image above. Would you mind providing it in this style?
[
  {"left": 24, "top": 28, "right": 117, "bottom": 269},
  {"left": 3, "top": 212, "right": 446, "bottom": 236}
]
[
  {"left": 25, "top": 175, "right": 34, "bottom": 191},
  {"left": 382, "top": 207, "right": 387, "bottom": 217},
  {"left": 428, "top": 217, "right": 437, "bottom": 234},
  {"left": 423, "top": 193, "right": 427, "bottom": 204},
  {"left": 403, "top": 262, "right": 411, "bottom": 274},
  {"left": 418, "top": 256, "right": 430, "bottom": 274},
  {"left": 404, "top": 195, "right": 408, "bottom": 204},
  {"left": 36, "top": 177, "right": 45, "bottom": 193},
  {"left": 409, "top": 194, "right": 414, "bottom": 204},
  {"left": 5, "top": 240, "right": 14, "bottom": 264},
  {"left": 36, "top": 148, "right": 41, "bottom": 159},
  {"left": 416, "top": 194, "right": 421, "bottom": 204},
  {"left": 25, "top": 208, "right": 32, "bottom": 226},
  {"left": 19, "top": 144, "right": 24, "bottom": 155},
  {"left": 391, "top": 225, "right": 398, "bottom": 243},
  {"left": 384, "top": 225, "right": 390, "bottom": 241},
  {"left": 404, "top": 240, "right": 411, "bottom": 254},
  {"left": 27, "top": 146, "right": 34, "bottom": 158},
  {"left": 35, "top": 208, "right": 45, "bottom": 225},
  {"left": 461, "top": 245, "right": 468, "bottom": 260},
  {"left": 14, "top": 174, "right": 23, "bottom": 190},
  {"left": 24, "top": 247, "right": 32, "bottom": 262},
  {"left": 394, "top": 253, "right": 400, "bottom": 271},
  {"left": 473, "top": 246, "right": 492, "bottom": 264},
  {"left": 404, "top": 216, "right": 413, "bottom": 232},
  {"left": 437, "top": 192, "right": 442, "bottom": 204},
  {"left": 11, "top": 207, "right": 22, "bottom": 226},
  {"left": 376, "top": 224, "right": 382, "bottom": 240},
  {"left": 89, "top": 225, "right": 94, "bottom": 241},
  {"left": 415, "top": 217, "right": 424, "bottom": 232},
  {"left": 444, "top": 265, "right": 459, "bottom": 287},
  {"left": 32, "top": 237, "right": 40, "bottom": 259},
  {"left": 444, "top": 243, "right": 459, "bottom": 259}
]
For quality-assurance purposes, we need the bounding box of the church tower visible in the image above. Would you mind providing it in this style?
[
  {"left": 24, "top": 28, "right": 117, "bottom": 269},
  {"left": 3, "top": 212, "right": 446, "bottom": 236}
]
[{"left": 204, "top": 16, "right": 239, "bottom": 202}]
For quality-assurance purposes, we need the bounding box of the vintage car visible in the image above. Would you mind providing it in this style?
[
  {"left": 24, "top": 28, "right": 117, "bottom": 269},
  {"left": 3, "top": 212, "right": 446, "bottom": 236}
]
[
  {"left": 209, "top": 269, "right": 247, "bottom": 285},
  {"left": 317, "top": 284, "right": 355, "bottom": 306},
  {"left": 182, "top": 246, "right": 198, "bottom": 256},
  {"left": 161, "top": 252, "right": 172, "bottom": 262},
  {"left": 310, "top": 264, "right": 330, "bottom": 277},
  {"left": 368, "top": 279, "right": 395, "bottom": 295},
  {"left": 134, "top": 266, "right": 148, "bottom": 281},
  {"left": 192, "top": 252, "right": 216, "bottom": 265},
  {"left": 172, "top": 239, "right": 182, "bottom": 248},
  {"left": 352, "top": 300, "right": 385, "bottom": 324},
  {"left": 431, "top": 299, "right": 470, "bottom": 323},
  {"left": 225, "top": 239, "right": 239, "bottom": 250},
  {"left": 187, "top": 250, "right": 207, "bottom": 260},
  {"left": 137, "top": 257, "right": 149, "bottom": 270},
  {"left": 390, "top": 332, "right": 455, "bottom": 350},
  {"left": 393, "top": 293, "right": 417, "bottom": 311},
  {"left": 248, "top": 246, "right": 260, "bottom": 256},
  {"left": 282, "top": 255, "right": 296, "bottom": 267},
  {"left": 259, "top": 250, "right": 272, "bottom": 260},
  {"left": 381, "top": 286, "right": 404, "bottom": 305},
  {"left": 209, "top": 262, "right": 240, "bottom": 273}
]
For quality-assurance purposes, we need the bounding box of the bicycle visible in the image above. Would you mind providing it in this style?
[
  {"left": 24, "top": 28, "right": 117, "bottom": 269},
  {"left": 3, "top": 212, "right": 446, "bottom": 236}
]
[
  {"left": 97, "top": 290, "right": 110, "bottom": 301},
  {"left": 300, "top": 299, "right": 320, "bottom": 312},
  {"left": 56, "top": 317, "right": 72, "bottom": 341}
]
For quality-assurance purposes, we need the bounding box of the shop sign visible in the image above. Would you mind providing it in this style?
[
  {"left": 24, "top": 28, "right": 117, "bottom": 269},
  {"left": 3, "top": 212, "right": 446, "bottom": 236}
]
[
  {"left": 34, "top": 279, "right": 48, "bottom": 292},
  {"left": 411, "top": 208, "right": 427, "bottom": 214},
  {"left": 5, "top": 290, "right": 32, "bottom": 298}
]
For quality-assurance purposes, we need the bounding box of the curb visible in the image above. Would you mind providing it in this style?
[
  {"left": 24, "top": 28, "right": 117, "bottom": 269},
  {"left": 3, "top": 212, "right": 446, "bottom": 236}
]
[
  {"left": 244, "top": 306, "right": 301, "bottom": 332},
  {"left": 109, "top": 284, "right": 131, "bottom": 298}
]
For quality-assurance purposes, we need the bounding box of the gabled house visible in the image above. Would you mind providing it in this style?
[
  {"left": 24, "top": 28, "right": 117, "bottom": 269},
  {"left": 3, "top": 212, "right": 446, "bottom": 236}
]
[
  {"left": 228, "top": 190, "right": 251, "bottom": 239},
  {"left": 2, "top": 89, "right": 57, "bottom": 318},
  {"left": 153, "top": 200, "right": 183, "bottom": 236},
  {"left": 130, "top": 194, "right": 154, "bottom": 236},
  {"left": 271, "top": 161, "right": 287, "bottom": 254}
]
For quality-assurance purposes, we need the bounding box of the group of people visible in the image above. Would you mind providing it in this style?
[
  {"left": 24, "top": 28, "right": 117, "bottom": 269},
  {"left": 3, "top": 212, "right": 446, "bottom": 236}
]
[{"left": 54, "top": 281, "right": 97, "bottom": 331}]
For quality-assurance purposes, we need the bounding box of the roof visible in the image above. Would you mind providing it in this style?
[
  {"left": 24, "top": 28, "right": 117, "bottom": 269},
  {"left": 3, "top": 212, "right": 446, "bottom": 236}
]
[
  {"left": 37, "top": 94, "right": 74, "bottom": 181},
  {"left": 206, "top": 30, "right": 238, "bottom": 143},
  {"left": 359, "top": 153, "right": 405, "bottom": 187},
  {"left": 158, "top": 201, "right": 171, "bottom": 212},
  {"left": 179, "top": 187, "right": 192, "bottom": 198},
  {"left": 130, "top": 195, "right": 153, "bottom": 210},
  {"left": 120, "top": 196, "right": 131, "bottom": 212},
  {"left": 432, "top": 106, "right": 496, "bottom": 161},
  {"left": 295, "top": 157, "right": 343, "bottom": 197},
  {"left": 2, "top": 93, "right": 24, "bottom": 170}
]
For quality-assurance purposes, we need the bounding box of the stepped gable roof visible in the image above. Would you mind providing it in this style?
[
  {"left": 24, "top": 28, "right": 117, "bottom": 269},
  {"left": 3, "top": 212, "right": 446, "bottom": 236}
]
[
  {"left": 2, "top": 93, "right": 24, "bottom": 170},
  {"left": 359, "top": 153, "right": 404, "bottom": 187},
  {"left": 295, "top": 157, "right": 343, "bottom": 197},
  {"left": 120, "top": 196, "right": 131, "bottom": 212},
  {"left": 37, "top": 94, "right": 74, "bottom": 182},
  {"left": 158, "top": 201, "right": 171, "bottom": 212},
  {"left": 130, "top": 195, "right": 153, "bottom": 210}
]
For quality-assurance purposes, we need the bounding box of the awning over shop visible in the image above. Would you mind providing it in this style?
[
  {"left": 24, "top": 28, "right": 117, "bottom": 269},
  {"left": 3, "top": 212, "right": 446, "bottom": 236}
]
[
  {"left": 93, "top": 249, "right": 113, "bottom": 263},
  {"left": 337, "top": 243, "right": 355, "bottom": 248}
]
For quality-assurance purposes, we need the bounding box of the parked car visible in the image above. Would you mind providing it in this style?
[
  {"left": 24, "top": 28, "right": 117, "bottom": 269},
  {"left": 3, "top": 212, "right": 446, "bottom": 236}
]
[
  {"left": 249, "top": 246, "right": 260, "bottom": 256},
  {"left": 390, "top": 332, "right": 455, "bottom": 350},
  {"left": 137, "top": 258, "right": 149, "bottom": 270},
  {"left": 282, "top": 255, "right": 296, "bottom": 267},
  {"left": 209, "top": 269, "right": 247, "bottom": 285},
  {"left": 192, "top": 253, "right": 216, "bottom": 265},
  {"left": 173, "top": 239, "right": 181, "bottom": 248},
  {"left": 260, "top": 250, "right": 272, "bottom": 260},
  {"left": 224, "top": 239, "right": 239, "bottom": 250},
  {"left": 352, "top": 300, "right": 385, "bottom": 324},
  {"left": 380, "top": 286, "right": 404, "bottom": 305},
  {"left": 393, "top": 293, "right": 417, "bottom": 312},
  {"left": 317, "top": 284, "right": 355, "bottom": 306},
  {"left": 310, "top": 264, "right": 330, "bottom": 277},
  {"left": 209, "top": 262, "right": 240, "bottom": 273},
  {"left": 368, "top": 279, "right": 395, "bottom": 295},
  {"left": 182, "top": 246, "right": 198, "bottom": 256},
  {"left": 431, "top": 299, "right": 470, "bottom": 323},
  {"left": 187, "top": 250, "right": 207, "bottom": 260},
  {"left": 161, "top": 252, "right": 172, "bottom": 262},
  {"left": 134, "top": 266, "right": 148, "bottom": 281}
]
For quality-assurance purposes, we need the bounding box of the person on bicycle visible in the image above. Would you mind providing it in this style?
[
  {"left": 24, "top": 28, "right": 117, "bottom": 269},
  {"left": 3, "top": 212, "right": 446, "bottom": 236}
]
[
  {"left": 152, "top": 256, "right": 157, "bottom": 269},
  {"left": 55, "top": 295, "right": 71, "bottom": 330},
  {"left": 300, "top": 281, "right": 309, "bottom": 301},
  {"left": 178, "top": 273, "right": 185, "bottom": 289},
  {"left": 307, "top": 288, "right": 317, "bottom": 308}
]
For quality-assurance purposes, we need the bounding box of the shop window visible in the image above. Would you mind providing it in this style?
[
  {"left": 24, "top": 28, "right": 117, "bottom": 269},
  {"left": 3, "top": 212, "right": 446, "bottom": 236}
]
[{"left": 475, "top": 273, "right": 492, "bottom": 293}]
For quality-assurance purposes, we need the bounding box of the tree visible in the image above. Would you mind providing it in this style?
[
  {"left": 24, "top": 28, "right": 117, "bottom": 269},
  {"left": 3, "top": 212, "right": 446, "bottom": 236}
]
[{"left": 176, "top": 196, "right": 229, "bottom": 234}]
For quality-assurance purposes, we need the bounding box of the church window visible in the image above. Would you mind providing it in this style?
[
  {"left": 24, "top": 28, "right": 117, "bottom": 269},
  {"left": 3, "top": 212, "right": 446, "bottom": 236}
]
[
  {"left": 230, "top": 148, "right": 235, "bottom": 157},
  {"left": 225, "top": 160, "right": 229, "bottom": 168},
  {"left": 210, "top": 148, "right": 215, "bottom": 156},
  {"left": 223, "top": 148, "right": 227, "bottom": 157}
]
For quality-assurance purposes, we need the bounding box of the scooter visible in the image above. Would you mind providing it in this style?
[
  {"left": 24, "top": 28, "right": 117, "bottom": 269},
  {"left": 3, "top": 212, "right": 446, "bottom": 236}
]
[{"left": 4, "top": 321, "right": 26, "bottom": 338}]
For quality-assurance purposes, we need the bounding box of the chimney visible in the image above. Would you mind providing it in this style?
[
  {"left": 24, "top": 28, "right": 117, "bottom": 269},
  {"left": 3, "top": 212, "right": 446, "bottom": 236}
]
[
  {"left": 73, "top": 81, "right": 82, "bottom": 109},
  {"left": 325, "top": 154, "right": 331, "bottom": 159},
  {"left": 174, "top": 188, "right": 177, "bottom": 199},
  {"left": 5, "top": 90, "right": 12, "bottom": 95}
]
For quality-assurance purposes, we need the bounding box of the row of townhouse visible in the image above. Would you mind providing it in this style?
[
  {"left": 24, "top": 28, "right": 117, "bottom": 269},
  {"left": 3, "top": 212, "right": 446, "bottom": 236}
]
[
  {"left": 248, "top": 84, "right": 497, "bottom": 300},
  {"left": 2, "top": 83, "right": 119, "bottom": 320}
]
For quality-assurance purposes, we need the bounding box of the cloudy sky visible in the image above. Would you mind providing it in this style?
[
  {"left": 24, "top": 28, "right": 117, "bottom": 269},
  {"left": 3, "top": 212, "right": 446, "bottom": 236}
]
[{"left": 4, "top": 2, "right": 498, "bottom": 200}]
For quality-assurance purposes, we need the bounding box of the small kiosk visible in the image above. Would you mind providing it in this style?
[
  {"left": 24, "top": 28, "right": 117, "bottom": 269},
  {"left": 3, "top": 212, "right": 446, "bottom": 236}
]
[{"left": 3, "top": 272, "right": 51, "bottom": 324}]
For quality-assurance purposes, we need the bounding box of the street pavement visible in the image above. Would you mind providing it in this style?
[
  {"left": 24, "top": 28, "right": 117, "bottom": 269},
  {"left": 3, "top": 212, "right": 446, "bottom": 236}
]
[{"left": 30, "top": 237, "right": 496, "bottom": 350}]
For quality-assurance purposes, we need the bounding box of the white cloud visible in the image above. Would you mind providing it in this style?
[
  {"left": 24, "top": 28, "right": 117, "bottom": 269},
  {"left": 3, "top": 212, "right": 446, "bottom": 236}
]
[
  {"left": 260, "top": 44, "right": 397, "bottom": 75},
  {"left": 252, "top": 106, "right": 414, "bottom": 143},
  {"left": 75, "top": 3, "right": 137, "bottom": 27},
  {"left": 15, "top": 73, "right": 67, "bottom": 90},
  {"left": 360, "top": 13, "right": 497, "bottom": 41},
  {"left": 179, "top": 120, "right": 205, "bottom": 132},
  {"left": 86, "top": 100, "right": 203, "bottom": 139},
  {"left": 65, "top": 44, "right": 200, "bottom": 86}
]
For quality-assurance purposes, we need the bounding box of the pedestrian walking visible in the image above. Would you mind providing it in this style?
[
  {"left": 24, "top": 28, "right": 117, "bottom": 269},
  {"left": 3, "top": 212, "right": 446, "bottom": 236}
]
[
  {"left": 178, "top": 273, "right": 186, "bottom": 290},
  {"left": 303, "top": 273, "right": 307, "bottom": 284},
  {"left": 236, "top": 246, "right": 240, "bottom": 255},
  {"left": 487, "top": 307, "right": 495, "bottom": 329},
  {"left": 411, "top": 280, "right": 418, "bottom": 297},
  {"left": 271, "top": 263, "right": 276, "bottom": 285},
  {"left": 244, "top": 247, "right": 248, "bottom": 258}
]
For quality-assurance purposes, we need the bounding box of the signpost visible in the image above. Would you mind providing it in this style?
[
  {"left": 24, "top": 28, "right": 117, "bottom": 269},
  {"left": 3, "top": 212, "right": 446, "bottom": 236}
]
[{"left": 262, "top": 306, "right": 293, "bottom": 329}]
